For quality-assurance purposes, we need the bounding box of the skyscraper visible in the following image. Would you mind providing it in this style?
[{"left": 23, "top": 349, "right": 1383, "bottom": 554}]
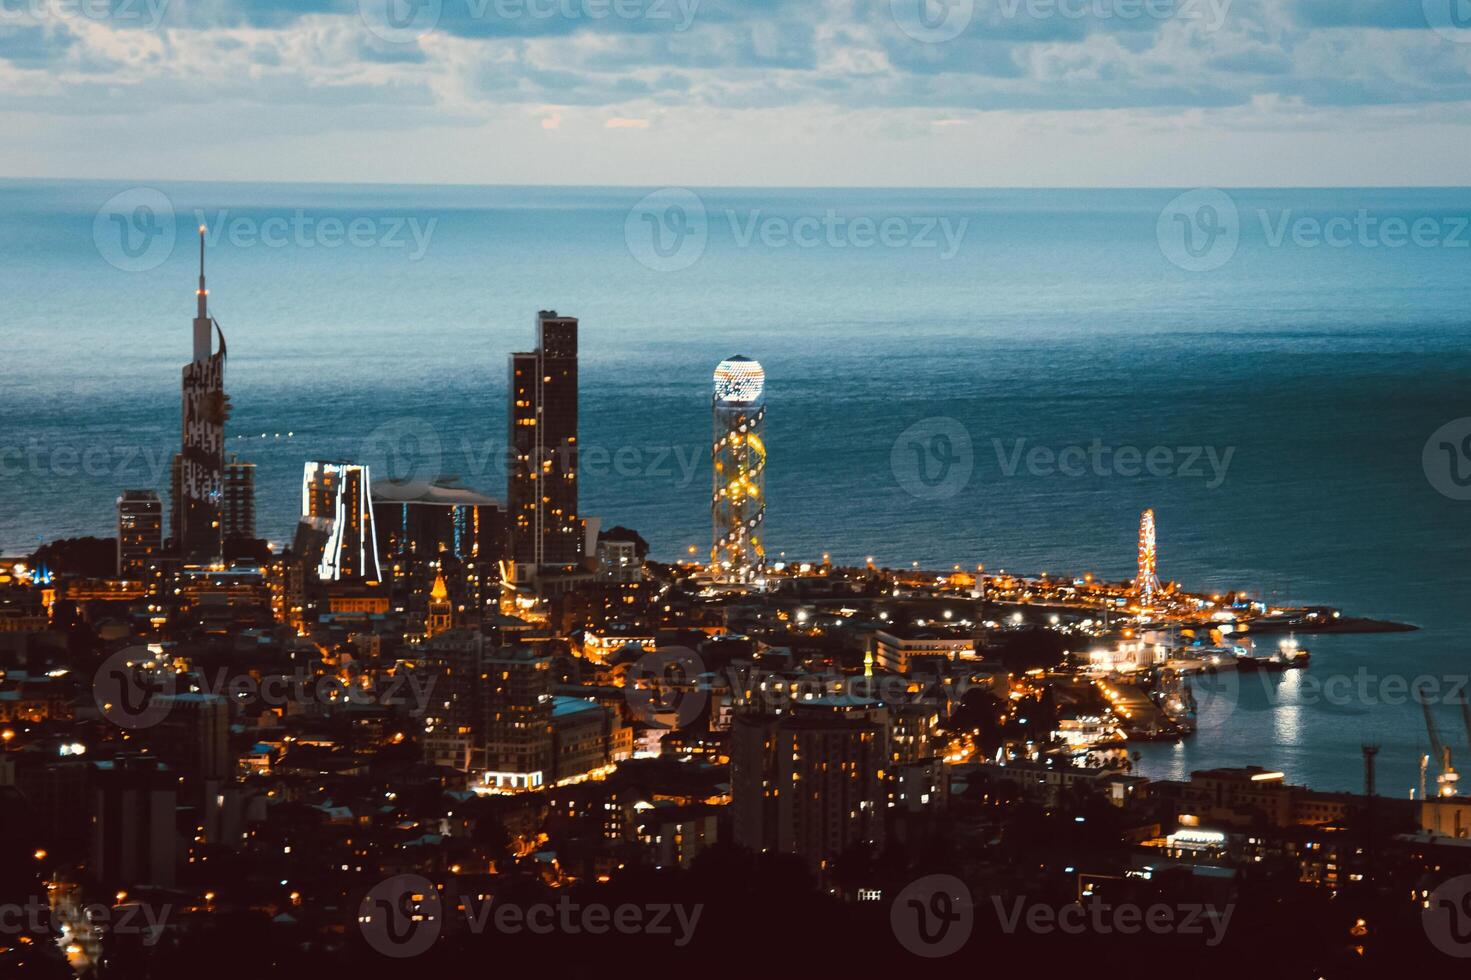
[
  {"left": 301, "top": 462, "right": 382, "bottom": 582},
  {"left": 91, "top": 756, "right": 180, "bottom": 888},
  {"left": 116, "top": 490, "right": 163, "bottom": 579},
  {"left": 222, "top": 453, "right": 256, "bottom": 540},
  {"left": 174, "top": 228, "right": 229, "bottom": 563},
  {"left": 711, "top": 356, "right": 766, "bottom": 584},
  {"left": 508, "top": 311, "right": 582, "bottom": 574},
  {"left": 421, "top": 630, "right": 484, "bottom": 771},
  {"left": 731, "top": 712, "right": 886, "bottom": 872},
  {"left": 481, "top": 645, "right": 554, "bottom": 791}
]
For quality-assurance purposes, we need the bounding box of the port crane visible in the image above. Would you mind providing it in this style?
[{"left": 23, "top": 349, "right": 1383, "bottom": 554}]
[
  {"left": 1460, "top": 696, "right": 1471, "bottom": 766},
  {"left": 1421, "top": 696, "right": 1460, "bottom": 798}
]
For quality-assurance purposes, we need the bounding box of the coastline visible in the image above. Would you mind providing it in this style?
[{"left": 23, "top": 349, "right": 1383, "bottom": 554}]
[{"left": 1247, "top": 616, "right": 1418, "bottom": 636}]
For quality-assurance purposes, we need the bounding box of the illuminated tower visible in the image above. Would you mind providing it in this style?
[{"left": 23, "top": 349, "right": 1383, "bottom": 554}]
[
  {"left": 301, "top": 462, "right": 383, "bottom": 582},
  {"left": 174, "top": 227, "right": 229, "bottom": 562},
  {"left": 1136, "top": 508, "right": 1161, "bottom": 603},
  {"left": 426, "top": 572, "right": 453, "bottom": 637},
  {"left": 508, "top": 311, "right": 582, "bottom": 575},
  {"left": 711, "top": 356, "right": 767, "bottom": 584}
]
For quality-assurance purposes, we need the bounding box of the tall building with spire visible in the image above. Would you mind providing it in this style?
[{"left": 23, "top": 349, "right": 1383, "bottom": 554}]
[
  {"left": 172, "top": 227, "right": 229, "bottom": 563},
  {"left": 508, "top": 311, "right": 583, "bottom": 576}
]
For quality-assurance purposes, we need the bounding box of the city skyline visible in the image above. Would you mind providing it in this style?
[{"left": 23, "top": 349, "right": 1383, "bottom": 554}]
[
  {"left": 3, "top": 211, "right": 1468, "bottom": 973},
  {"left": 2, "top": 9, "right": 1470, "bottom": 971}
]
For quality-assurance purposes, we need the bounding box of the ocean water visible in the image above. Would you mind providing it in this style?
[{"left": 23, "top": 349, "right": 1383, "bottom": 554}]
[{"left": 1, "top": 179, "right": 1469, "bottom": 794}]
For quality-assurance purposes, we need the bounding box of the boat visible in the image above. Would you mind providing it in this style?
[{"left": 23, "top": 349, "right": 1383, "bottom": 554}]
[
  {"left": 1279, "top": 635, "right": 1311, "bottom": 668},
  {"left": 1235, "top": 655, "right": 1287, "bottom": 673}
]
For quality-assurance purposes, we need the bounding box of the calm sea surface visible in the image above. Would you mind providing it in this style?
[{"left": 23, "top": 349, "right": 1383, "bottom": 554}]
[{"left": 1, "top": 180, "right": 1468, "bottom": 793}]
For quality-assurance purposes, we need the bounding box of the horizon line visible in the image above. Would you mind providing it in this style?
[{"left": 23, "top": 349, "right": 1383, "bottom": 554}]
[{"left": 4, "top": 174, "right": 1471, "bottom": 193}]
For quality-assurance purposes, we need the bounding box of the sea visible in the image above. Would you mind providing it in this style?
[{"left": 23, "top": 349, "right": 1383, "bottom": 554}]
[{"left": 0, "top": 179, "right": 1468, "bottom": 795}]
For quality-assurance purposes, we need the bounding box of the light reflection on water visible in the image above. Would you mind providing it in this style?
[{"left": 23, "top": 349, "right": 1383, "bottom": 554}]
[
  {"left": 1134, "top": 633, "right": 1467, "bottom": 794},
  {"left": 1271, "top": 669, "right": 1304, "bottom": 747}
]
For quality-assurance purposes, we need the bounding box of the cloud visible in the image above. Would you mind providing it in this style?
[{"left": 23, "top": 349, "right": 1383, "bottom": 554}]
[
  {"left": 1, "top": 0, "right": 1469, "bottom": 183},
  {"left": 0, "top": 24, "right": 77, "bottom": 67},
  {"left": 1206, "top": 46, "right": 1292, "bottom": 74}
]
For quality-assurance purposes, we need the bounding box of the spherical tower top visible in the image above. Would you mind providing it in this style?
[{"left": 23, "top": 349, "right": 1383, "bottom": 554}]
[{"left": 713, "top": 356, "right": 765, "bottom": 404}]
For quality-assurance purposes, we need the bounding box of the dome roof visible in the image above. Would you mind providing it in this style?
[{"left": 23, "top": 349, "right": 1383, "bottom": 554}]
[{"left": 714, "top": 356, "right": 765, "bottom": 404}]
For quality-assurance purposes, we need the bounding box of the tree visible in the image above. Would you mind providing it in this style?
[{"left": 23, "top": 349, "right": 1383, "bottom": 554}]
[
  {"left": 0, "top": 788, "right": 73, "bottom": 978},
  {"left": 598, "top": 526, "right": 650, "bottom": 559},
  {"left": 223, "top": 535, "right": 273, "bottom": 564},
  {"left": 31, "top": 537, "right": 116, "bottom": 579}
]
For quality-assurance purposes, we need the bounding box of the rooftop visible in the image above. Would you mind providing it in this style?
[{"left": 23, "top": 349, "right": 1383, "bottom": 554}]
[
  {"left": 372, "top": 476, "right": 502, "bottom": 508},
  {"left": 552, "top": 696, "right": 603, "bottom": 719}
]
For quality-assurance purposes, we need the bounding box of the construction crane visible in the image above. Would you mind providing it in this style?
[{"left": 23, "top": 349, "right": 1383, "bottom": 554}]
[
  {"left": 1460, "top": 696, "right": 1471, "bottom": 761},
  {"left": 1422, "top": 697, "right": 1460, "bottom": 797}
]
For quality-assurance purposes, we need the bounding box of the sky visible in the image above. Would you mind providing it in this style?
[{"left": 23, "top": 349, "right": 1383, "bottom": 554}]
[{"left": 1, "top": 0, "right": 1469, "bottom": 186}]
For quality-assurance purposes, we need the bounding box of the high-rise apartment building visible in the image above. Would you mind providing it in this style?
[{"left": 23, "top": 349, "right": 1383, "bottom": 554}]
[
  {"left": 481, "top": 646, "right": 554, "bottom": 790},
  {"left": 508, "top": 311, "right": 582, "bottom": 574},
  {"left": 91, "top": 756, "right": 179, "bottom": 888},
  {"left": 421, "top": 630, "right": 485, "bottom": 771},
  {"left": 223, "top": 453, "right": 256, "bottom": 540},
  {"left": 117, "top": 490, "right": 163, "bottom": 578},
  {"left": 731, "top": 712, "right": 886, "bottom": 873}
]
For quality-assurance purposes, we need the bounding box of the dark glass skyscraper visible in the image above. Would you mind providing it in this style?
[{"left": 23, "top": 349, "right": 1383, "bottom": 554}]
[
  {"left": 508, "top": 311, "right": 582, "bottom": 574},
  {"left": 174, "top": 228, "right": 228, "bottom": 563}
]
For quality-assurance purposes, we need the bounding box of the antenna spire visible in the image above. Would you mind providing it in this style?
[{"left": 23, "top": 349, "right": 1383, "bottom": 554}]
[
  {"left": 192, "top": 225, "right": 214, "bottom": 362},
  {"left": 196, "top": 225, "right": 208, "bottom": 320}
]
